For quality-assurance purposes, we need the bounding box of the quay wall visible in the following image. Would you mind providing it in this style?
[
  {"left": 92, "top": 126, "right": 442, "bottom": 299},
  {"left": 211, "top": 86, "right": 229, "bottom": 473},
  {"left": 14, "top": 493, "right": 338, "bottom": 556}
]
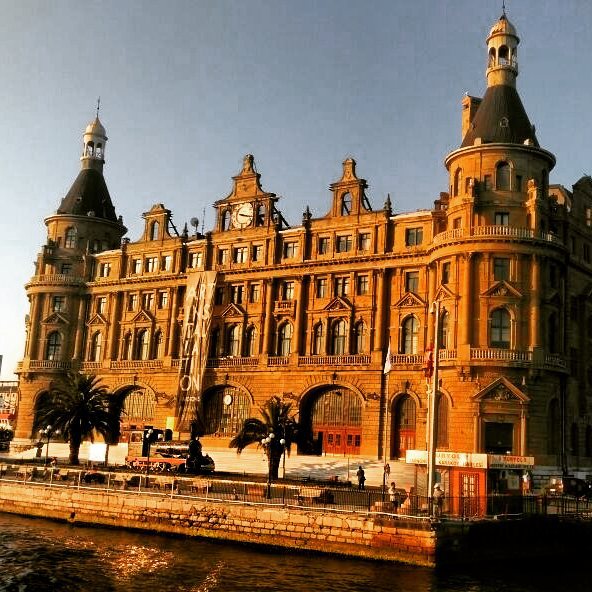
[{"left": 0, "top": 483, "right": 436, "bottom": 567}]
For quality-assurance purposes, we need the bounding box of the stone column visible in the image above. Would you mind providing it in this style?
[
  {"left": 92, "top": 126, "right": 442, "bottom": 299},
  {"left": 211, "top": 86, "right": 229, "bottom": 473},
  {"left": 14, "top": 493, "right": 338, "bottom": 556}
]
[
  {"left": 293, "top": 276, "right": 307, "bottom": 355},
  {"left": 263, "top": 279, "right": 275, "bottom": 354},
  {"left": 427, "top": 263, "right": 437, "bottom": 345},
  {"left": 530, "top": 254, "right": 541, "bottom": 348},
  {"left": 73, "top": 296, "right": 87, "bottom": 360},
  {"left": 460, "top": 253, "right": 472, "bottom": 345},
  {"left": 27, "top": 294, "right": 41, "bottom": 359},
  {"left": 373, "top": 270, "right": 386, "bottom": 351},
  {"left": 168, "top": 287, "right": 179, "bottom": 357},
  {"left": 108, "top": 292, "right": 122, "bottom": 360}
]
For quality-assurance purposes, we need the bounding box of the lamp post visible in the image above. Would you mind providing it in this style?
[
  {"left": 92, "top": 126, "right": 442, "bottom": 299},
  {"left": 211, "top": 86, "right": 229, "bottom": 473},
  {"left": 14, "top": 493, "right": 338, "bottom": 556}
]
[
  {"left": 39, "top": 425, "right": 60, "bottom": 467},
  {"left": 262, "top": 431, "right": 274, "bottom": 499}
]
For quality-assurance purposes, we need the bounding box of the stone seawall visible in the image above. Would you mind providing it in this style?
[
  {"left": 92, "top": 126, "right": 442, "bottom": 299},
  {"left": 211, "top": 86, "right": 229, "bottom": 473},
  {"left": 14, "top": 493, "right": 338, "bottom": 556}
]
[{"left": 0, "top": 483, "right": 436, "bottom": 567}]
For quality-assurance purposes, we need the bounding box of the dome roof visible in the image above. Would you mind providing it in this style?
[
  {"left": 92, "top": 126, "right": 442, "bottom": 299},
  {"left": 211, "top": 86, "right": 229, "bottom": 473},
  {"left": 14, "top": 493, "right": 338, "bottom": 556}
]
[
  {"left": 85, "top": 116, "right": 106, "bottom": 138},
  {"left": 488, "top": 14, "right": 518, "bottom": 39}
]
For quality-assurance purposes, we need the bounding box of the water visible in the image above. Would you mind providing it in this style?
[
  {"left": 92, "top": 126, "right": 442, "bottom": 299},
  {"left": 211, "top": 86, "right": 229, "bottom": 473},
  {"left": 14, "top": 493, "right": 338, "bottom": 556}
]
[{"left": 0, "top": 513, "right": 588, "bottom": 592}]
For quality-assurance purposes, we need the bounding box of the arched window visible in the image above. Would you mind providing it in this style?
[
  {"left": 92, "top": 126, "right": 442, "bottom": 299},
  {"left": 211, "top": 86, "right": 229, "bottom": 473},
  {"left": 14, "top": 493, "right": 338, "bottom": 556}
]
[
  {"left": 341, "top": 193, "right": 352, "bottom": 215},
  {"left": 453, "top": 169, "right": 462, "bottom": 197},
  {"left": 85, "top": 141, "right": 94, "bottom": 156},
  {"left": 277, "top": 323, "right": 293, "bottom": 356},
  {"left": 209, "top": 328, "right": 220, "bottom": 358},
  {"left": 498, "top": 45, "right": 509, "bottom": 65},
  {"left": 149, "top": 221, "right": 159, "bottom": 241},
  {"left": 46, "top": 331, "right": 62, "bottom": 360},
  {"left": 393, "top": 394, "right": 416, "bottom": 457},
  {"left": 548, "top": 312, "right": 558, "bottom": 354},
  {"left": 226, "top": 325, "right": 241, "bottom": 357},
  {"left": 136, "top": 329, "right": 150, "bottom": 360},
  {"left": 122, "top": 332, "right": 132, "bottom": 360},
  {"left": 401, "top": 316, "right": 419, "bottom": 354},
  {"left": 571, "top": 423, "right": 579, "bottom": 457},
  {"left": 496, "top": 162, "right": 511, "bottom": 190},
  {"left": 96, "top": 143, "right": 103, "bottom": 158},
  {"left": 221, "top": 210, "right": 231, "bottom": 231},
  {"left": 436, "top": 394, "right": 449, "bottom": 448},
  {"left": 123, "top": 388, "right": 156, "bottom": 422},
  {"left": 353, "top": 321, "right": 365, "bottom": 354},
  {"left": 245, "top": 326, "right": 257, "bottom": 357},
  {"left": 548, "top": 399, "right": 560, "bottom": 455},
  {"left": 89, "top": 332, "right": 102, "bottom": 362},
  {"left": 490, "top": 308, "right": 510, "bottom": 349},
  {"left": 312, "top": 323, "right": 323, "bottom": 355},
  {"left": 153, "top": 330, "right": 163, "bottom": 359},
  {"left": 331, "top": 320, "right": 347, "bottom": 355},
  {"left": 202, "top": 387, "right": 251, "bottom": 436},
  {"left": 255, "top": 204, "right": 266, "bottom": 226},
  {"left": 64, "top": 227, "right": 77, "bottom": 249},
  {"left": 439, "top": 311, "right": 450, "bottom": 350},
  {"left": 488, "top": 47, "right": 496, "bottom": 67}
]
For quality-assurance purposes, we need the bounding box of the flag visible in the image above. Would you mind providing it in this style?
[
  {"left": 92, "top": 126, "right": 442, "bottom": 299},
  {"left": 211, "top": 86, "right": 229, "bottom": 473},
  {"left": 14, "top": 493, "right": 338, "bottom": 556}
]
[
  {"left": 424, "top": 344, "right": 434, "bottom": 378},
  {"left": 383, "top": 341, "right": 392, "bottom": 375}
]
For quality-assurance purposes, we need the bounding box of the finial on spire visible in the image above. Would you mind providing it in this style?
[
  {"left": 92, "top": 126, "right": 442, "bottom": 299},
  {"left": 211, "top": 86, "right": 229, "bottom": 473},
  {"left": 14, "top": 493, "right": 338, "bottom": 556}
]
[
  {"left": 96, "top": 96, "right": 101, "bottom": 118},
  {"left": 502, "top": 0, "right": 506, "bottom": 16}
]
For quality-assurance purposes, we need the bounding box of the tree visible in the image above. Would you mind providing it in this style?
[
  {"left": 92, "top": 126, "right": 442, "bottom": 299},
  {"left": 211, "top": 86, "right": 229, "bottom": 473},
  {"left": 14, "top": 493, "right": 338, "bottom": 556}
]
[
  {"left": 33, "top": 372, "right": 137, "bottom": 465},
  {"left": 229, "top": 395, "right": 298, "bottom": 480}
]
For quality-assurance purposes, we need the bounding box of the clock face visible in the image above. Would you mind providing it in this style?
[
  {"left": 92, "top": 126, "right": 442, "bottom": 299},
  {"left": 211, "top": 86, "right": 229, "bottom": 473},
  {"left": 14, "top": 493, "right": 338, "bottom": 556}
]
[{"left": 231, "top": 202, "right": 254, "bottom": 228}]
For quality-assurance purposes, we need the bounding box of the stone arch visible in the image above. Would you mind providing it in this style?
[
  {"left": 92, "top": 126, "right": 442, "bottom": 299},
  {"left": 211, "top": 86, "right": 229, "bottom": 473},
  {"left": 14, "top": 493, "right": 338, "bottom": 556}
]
[{"left": 200, "top": 383, "right": 253, "bottom": 438}]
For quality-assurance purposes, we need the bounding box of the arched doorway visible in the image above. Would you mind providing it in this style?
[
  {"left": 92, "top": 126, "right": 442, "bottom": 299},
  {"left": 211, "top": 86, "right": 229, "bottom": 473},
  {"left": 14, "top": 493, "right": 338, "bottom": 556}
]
[
  {"left": 304, "top": 387, "right": 362, "bottom": 455},
  {"left": 392, "top": 394, "right": 416, "bottom": 458},
  {"left": 201, "top": 386, "right": 251, "bottom": 437}
]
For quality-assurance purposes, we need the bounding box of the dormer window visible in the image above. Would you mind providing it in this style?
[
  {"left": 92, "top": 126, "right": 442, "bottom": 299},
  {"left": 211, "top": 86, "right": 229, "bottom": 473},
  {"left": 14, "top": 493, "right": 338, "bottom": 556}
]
[
  {"left": 221, "top": 210, "right": 231, "bottom": 231},
  {"left": 255, "top": 204, "right": 266, "bottom": 226},
  {"left": 341, "top": 193, "right": 352, "bottom": 215},
  {"left": 149, "top": 221, "right": 159, "bottom": 241}
]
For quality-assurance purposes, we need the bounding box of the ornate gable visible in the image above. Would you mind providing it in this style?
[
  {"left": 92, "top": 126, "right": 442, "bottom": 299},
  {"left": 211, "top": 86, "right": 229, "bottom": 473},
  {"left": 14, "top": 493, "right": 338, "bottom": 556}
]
[
  {"left": 472, "top": 376, "right": 530, "bottom": 404},
  {"left": 131, "top": 310, "right": 153, "bottom": 324},
  {"left": 323, "top": 297, "right": 352, "bottom": 312},
  {"left": 434, "top": 284, "right": 457, "bottom": 301},
  {"left": 221, "top": 303, "right": 245, "bottom": 319},
  {"left": 482, "top": 281, "right": 522, "bottom": 299},
  {"left": 87, "top": 313, "right": 108, "bottom": 326},
  {"left": 42, "top": 312, "right": 69, "bottom": 325},
  {"left": 394, "top": 292, "right": 425, "bottom": 308}
]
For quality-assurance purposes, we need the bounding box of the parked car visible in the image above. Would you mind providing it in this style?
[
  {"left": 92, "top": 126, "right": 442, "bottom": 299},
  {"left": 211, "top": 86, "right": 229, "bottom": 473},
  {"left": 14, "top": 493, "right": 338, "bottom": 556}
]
[{"left": 546, "top": 476, "right": 592, "bottom": 499}]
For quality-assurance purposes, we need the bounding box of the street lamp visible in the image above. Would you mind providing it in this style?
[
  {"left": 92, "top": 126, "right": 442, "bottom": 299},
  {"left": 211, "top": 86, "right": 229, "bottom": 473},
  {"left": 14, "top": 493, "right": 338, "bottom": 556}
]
[
  {"left": 261, "top": 432, "right": 274, "bottom": 498},
  {"left": 39, "top": 425, "right": 60, "bottom": 467}
]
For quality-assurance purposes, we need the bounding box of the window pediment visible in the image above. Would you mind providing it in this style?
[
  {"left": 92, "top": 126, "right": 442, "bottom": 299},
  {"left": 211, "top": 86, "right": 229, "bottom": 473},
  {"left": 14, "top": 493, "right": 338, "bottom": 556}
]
[
  {"left": 394, "top": 292, "right": 425, "bottom": 308},
  {"left": 131, "top": 310, "right": 153, "bottom": 324},
  {"left": 42, "top": 312, "right": 69, "bottom": 325},
  {"left": 472, "top": 377, "right": 529, "bottom": 404},
  {"left": 434, "top": 285, "right": 457, "bottom": 301},
  {"left": 323, "top": 297, "right": 352, "bottom": 312},
  {"left": 481, "top": 281, "right": 522, "bottom": 299},
  {"left": 87, "top": 313, "right": 108, "bottom": 326},
  {"left": 221, "top": 303, "right": 245, "bottom": 318}
]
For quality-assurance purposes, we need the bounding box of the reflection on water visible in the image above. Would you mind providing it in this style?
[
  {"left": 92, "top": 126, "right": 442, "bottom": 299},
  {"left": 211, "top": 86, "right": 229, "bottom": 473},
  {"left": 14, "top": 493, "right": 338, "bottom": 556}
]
[{"left": 0, "top": 513, "right": 589, "bottom": 592}]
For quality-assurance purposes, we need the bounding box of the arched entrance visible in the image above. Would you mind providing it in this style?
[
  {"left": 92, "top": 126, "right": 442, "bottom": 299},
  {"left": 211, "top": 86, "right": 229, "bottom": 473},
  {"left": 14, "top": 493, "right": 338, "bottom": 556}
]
[
  {"left": 201, "top": 386, "right": 251, "bottom": 437},
  {"left": 303, "top": 387, "right": 362, "bottom": 455},
  {"left": 392, "top": 394, "right": 416, "bottom": 459}
]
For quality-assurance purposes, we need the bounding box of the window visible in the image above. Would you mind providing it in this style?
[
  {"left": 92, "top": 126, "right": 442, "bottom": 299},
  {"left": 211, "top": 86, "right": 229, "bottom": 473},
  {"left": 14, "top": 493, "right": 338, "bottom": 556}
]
[
  {"left": 570, "top": 347, "right": 579, "bottom": 377},
  {"left": 318, "top": 237, "right": 330, "bottom": 254},
  {"left": 282, "top": 281, "right": 294, "bottom": 300},
  {"left": 570, "top": 296, "right": 578, "bottom": 321},
  {"left": 252, "top": 245, "right": 263, "bottom": 262},
  {"left": 453, "top": 169, "right": 461, "bottom": 196},
  {"left": 548, "top": 400, "right": 560, "bottom": 454},
  {"left": 64, "top": 227, "right": 77, "bottom": 249},
  {"left": 96, "top": 297, "right": 107, "bottom": 314},
  {"left": 331, "top": 320, "right": 347, "bottom": 355},
  {"left": 334, "top": 276, "right": 350, "bottom": 297},
  {"left": 353, "top": 321, "right": 365, "bottom": 354},
  {"left": 46, "top": 331, "right": 62, "bottom": 360},
  {"left": 51, "top": 296, "right": 65, "bottom": 312},
  {"left": 358, "top": 233, "right": 370, "bottom": 251},
  {"left": 439, "top": 311, "right": 449, "bottom": 349},
  {"left": 495, "top": 212, "right": 509, "bottom": 226},
  {"left": 149, "top": 221, "right": 159, "bottom": 240},
  {"left": 442, "top": 262, "right": 450, "bottom": 285},
  {"left": 516, "top": 175, "right": 522, "bottom": 192},
  {"left": 277, "top": 323, "right": 293, "bottom": 356},
  {"left": 341, "top": 192, "right": 352, "bottom": 215},
  {"left": 356, "top": 275, "right": 369, "bottom": 295},
  {"left": 61, "top": 262, "right": 72, "bottom": 275},
  {"left": 209, "top": 328, "right": 220, "bottom": 357},
  {"left": 283, "top": 241, "right": 298, "bottom": 259},
  {"left": 313, "top": 323, "right": 323, "bottom": 355},
  {"left": 405, "top": 271, "right": 419, "bottom": 293},
  {"left": 587, "top": 208, "right": 592, "bottom": 227},
  {"left": 548, "top": 313, "right": 558, "bottom": 353},
  {"left": 89, "top": 332, "right": 102, "bottom": 362},
  {"left": 401, "top": 317, "right": 419, "bottom": 354},
  {"left": 137, "top": 330, "right": 150, "bottom": 360},
  {"left": 99, "top": 263, "right": 111, "bottom": 277},
  {"left": 145, "top": 257, "right": 157, "bottom": 273},
  {"left": 218, "top": 249, "right": 229, "bottom": 265},
  {"left": 452, "top": 217, "right": 462, "bottom": 229},
  {"left": 405, "top": 227, "right": 423, "bottom": 246},
  {"left": 221, "top": 210, "right": 231, "bottom": 231},
  {"left": 436, "top": 395, "right": 449, "bottom": 448},
  {"left": 215, "top": 287, "right": 225, "bottom": 305},
  {"left": 233, "top": 247, "right": 248, "bottom": 264},
  {"left": 158, "top": 291, "right": 169, "bottom": 309},
  {"left": 490, "top": 308, "right": 510, "bottom": 348},
  {"left": 226, "top": 325, "right": 241, "bottom": 357},
  {"left": 484, "top": 175, "right": 492, "bottom": 190},
  {"left": 162, "top": 255, "right": 172, "bottom": 271},
  {"left": 585, "top": 244, "right": 591, "bottom": 264},
  {"left": 143, "top": 292, "right": 154, "bottom": 310},
  {"left": 132, "top": 259, "right": 142, "bottom": 274},
  {"left": 189, "top": 252, "right": 203, "bottom": 268},
  {"left": 316, "top": 278, "right": 328, "bottom": 298},
  {"left": 121, "top": 333, "right": 132, "bottom": 360},
  {"left": 128, "top": 293, "right": 138, "bottom": 311},
  {"left": 336, "top": 235, "right": 352, "bottom": 253},
  {"left": 493, "top": 258, "right": 510, "bottom": 281},
  {"left": 249, "top": 283, "right": 260, "bottom": 303},
  {"left": 255, "top": 204, "right": 266, "bottom": 226},
  {"left": 154, "top": 331, "right": 164, "bottom": 359},
  {"left": 230, "top": 285, "right": 244, "bottom": 304},
  {"left": 496, "top": 162, "right": 511, "bottom": 190}
]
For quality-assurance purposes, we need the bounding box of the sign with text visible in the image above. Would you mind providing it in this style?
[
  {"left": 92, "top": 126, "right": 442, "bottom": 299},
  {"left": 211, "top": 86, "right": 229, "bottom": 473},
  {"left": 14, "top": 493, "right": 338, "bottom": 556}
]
[
  {"left": 405, "top": 450, "right": 488, "bottom": 469},
  {"left": 488, "top": 454, "right": 535, "bottom": 469}
]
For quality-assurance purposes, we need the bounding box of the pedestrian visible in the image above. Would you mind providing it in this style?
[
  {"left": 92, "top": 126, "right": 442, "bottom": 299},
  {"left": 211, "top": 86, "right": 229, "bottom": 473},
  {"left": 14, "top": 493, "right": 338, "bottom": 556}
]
[
  {"left": 388, "top": 481, "right": 399, "bottom": 512},
  {"left": 356, "top": 466, "right": 366, "bottom": 490},
  {"left": 433, "top": 483, "right": 444, "bottom": 518}
]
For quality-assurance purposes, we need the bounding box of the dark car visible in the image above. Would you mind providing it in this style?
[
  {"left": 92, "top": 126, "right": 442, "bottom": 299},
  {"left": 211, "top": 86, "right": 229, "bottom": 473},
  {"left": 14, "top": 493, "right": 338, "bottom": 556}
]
[{"left": 546, "top": 476, "right": 592, "bottom": 499}]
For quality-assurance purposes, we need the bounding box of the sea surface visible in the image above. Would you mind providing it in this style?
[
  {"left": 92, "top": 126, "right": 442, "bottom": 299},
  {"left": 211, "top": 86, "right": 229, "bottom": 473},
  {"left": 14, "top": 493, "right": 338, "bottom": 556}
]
[{"left": 0, "top": 513, "right": 588, "bottom": 592}]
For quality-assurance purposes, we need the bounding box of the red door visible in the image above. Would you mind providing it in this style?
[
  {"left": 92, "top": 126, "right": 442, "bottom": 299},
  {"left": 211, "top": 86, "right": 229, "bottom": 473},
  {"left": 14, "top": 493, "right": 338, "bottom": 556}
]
[{"left": 393, "top": 395, "right": 416, "bottom": 459}]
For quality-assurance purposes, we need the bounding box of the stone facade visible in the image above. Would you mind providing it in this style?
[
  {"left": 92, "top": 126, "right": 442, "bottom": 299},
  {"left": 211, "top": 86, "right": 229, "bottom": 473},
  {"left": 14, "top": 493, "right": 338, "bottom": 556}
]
[{"left": 14, "top": 13, "right": 592, "bottom": 481}]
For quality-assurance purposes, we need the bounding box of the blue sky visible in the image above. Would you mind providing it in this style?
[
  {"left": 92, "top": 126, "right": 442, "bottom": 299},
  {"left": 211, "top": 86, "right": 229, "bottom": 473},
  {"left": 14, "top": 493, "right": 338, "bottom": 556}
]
[{"left": 1, "top": 0, "right": 591, "bottom": 379}]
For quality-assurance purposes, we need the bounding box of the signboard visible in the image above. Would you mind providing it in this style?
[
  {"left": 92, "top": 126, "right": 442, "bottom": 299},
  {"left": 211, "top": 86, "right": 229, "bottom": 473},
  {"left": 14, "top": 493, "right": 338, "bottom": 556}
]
[
  {"left": 488, "top": 454, "right": 535, "bottom": 469},
  {"left": 88, "top": 443, "right": 107, "bottom": 463},
  {"left": 406, "top": 450, "right": 488, "bottom": 469}
]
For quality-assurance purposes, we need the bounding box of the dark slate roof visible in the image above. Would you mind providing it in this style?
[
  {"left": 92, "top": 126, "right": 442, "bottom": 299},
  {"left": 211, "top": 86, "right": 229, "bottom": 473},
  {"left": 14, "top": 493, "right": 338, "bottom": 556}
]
[
  {"left": 57, "top": 168, "right": 117, "bottom": 222},
  {"left": 461, "top": 84, "right": 538, "bottom": 148}
]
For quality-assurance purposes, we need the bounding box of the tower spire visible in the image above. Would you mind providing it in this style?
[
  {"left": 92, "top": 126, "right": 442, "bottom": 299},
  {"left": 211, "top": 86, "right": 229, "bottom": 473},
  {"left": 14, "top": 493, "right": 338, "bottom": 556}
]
[
  {"left": 486, "top": 11, "right": 519, "bottom": 88},
  {"left": 96, "top": 96, "right": 101, "bottom": 118}
]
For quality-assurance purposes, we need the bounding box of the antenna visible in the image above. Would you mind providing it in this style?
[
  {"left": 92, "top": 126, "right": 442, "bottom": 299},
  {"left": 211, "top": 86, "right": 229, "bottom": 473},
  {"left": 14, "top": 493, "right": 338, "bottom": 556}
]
[
  {"left": 190, "top": 217, "right": 199, "bottom": 235},
  {"left": 96, "top": 96, "right": 101, "bottom": 118},
  {"left": 201, "top": 207, "right": 205, "bottom": 234}
]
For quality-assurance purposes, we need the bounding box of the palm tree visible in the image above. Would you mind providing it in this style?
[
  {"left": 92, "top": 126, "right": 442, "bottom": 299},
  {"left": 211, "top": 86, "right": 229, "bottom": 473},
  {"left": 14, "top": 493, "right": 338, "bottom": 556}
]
[
  {"left": 33, "top": 372, "right": 137, "bottom": 465},
  {"left": 229, "top": 395, "right": 298, "bottom": 480}
]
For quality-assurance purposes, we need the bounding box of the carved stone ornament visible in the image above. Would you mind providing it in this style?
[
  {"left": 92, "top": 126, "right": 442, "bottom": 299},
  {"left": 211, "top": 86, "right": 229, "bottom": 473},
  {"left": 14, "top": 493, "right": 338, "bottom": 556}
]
[{"left": 484, "top": 385, "right": 516, "bottom": 402}]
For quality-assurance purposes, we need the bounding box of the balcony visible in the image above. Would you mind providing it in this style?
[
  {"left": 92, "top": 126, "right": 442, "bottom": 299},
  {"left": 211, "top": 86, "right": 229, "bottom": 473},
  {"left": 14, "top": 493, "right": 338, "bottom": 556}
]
[
  {"left": 432, "top": 225, "right": 563, "bottom": 248},
  {"left": 470, "top": 349, "right": 532, "bottom": 364},
  {"left": 298, "top": 354, "right": 371, "bottom": 367},
  {"left": 267, "top": 356, "right": 290, "bottom": 366},
  {"left": 26, "top": 274, "right": 86, "bottom": 288},
  {"left": 274, "top": 300, "right": 296, "bottom": 316},
  {"left": 80, "top": 361, "right": 102, "bottom": 371},
  {"left": 206, "top": 357, "right": 259, "bottom": 368},
  {"left": 390, "top": 354, "right": 424, "bottom": 365},
  {"left": 544, "top": 353, "right": 567, "bottom": 370},
  {"left": 22, "top": 360, "right": 73, "bottom": 371},
  {"left": 110, "top": 360, "right": 164, "bottom": 370}
]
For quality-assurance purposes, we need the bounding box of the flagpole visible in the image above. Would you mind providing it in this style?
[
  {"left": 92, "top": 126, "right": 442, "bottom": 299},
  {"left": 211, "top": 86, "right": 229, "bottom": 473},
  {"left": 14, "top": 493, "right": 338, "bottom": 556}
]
[
  {"left": 382, "top": 341, "right": 391, "bottom": 497},
  {"left": 427, "top": 301, "right": 441, "bottom": 516}
]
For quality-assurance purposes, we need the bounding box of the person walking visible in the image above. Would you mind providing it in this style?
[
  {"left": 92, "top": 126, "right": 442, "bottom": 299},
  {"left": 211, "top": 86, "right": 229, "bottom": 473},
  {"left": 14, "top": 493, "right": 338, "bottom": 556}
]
[
  {"left": 356, "top": 466, "right": 366, "bottom": 490},
  {"left": 433, "top": 483, "right": 444, "bottom": 518},
  {"left": 388, "top": 481, "right": 399, "bottom": 512}
]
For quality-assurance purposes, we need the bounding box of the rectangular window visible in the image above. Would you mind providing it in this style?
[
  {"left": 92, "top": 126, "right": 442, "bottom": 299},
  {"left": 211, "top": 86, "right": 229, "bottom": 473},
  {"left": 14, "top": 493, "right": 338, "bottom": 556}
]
[
  {"left": 61, "top": 263, "right": 72, "bottom": 275},
  {"left": 334, "top": 276, "right": 350, "bottom": 297},
  {"left": 143, "top": 292, "right": 154, "bottom": 310},
  {"left": 283, "top": 241, "right": 298, "bottom": 259},
  {"left": 405, "top": 271, "right": 419, "bottom": 293},
  {"left": 316, "top": 278, "right": 327, "bottom": 298},
  {"left": 99, "top": 262, "right": 111, "bottom": 277},
  {"left": 442, "top": 262, "right": 450, "bottom": 284},
  {"left": 233, "top": 246, "right": 248, "bottom": 263},
  {"left": 162, "top": 255, "right": 172, "bottom": 271},
  {"left": 336, "top": 235, "right": 352, "bottom": 253},
  {"left": 356, "top": 275, "right": 369, "bottom": 295},
  {"left": 218, "top": 249, "right": 229, "bottom": 265},
  {"left": 249, "top": 283, "right": 260, "bottom": 303},
  {"left": 493, "top": 258, "right": 510, "bottom": 281},
  {"left": 405, "top": 227, "right": 423, "bottom": 246},
  {"left": 452, "top": 217, "right": 462, "bottom": 229},
  {"left": 158, "top": 291, "right": 169, "bottom": 309},
  {"left": 96, "top": 296, "right": 107, "bottom": 314},
  {"left": 318, "top": 237, "right": 330, "bottom": 255},
  {"left": 587, "top": 208, "right": 592, "bottom": 227},
  {"left": 230, "top": 285, "right": 244, "bottom": 304},
  {"left": 283, "top": 281, "right": 295, "bottom": 300},
  {"left": 189, "top": 252, "right": 203, "bottom": 268},
  {"left": 52, "top": 295, "right": 65, "bottom": 312},
  {"left": 252, "top": 245, "right": 263, "bottom": 262},
  {"left": 128, "top": 294, "right": 138, "bottom": 311},
  {"left": 132, "top": 259, "right": 142, "bottom": 274},
  {"left": 215, "top": 287, "right": 225, "bottom": 305},
  {"left": 516, "top": 175, "right": 522, "bottom": 192},
  {"left": 584, "top": 243, "right": 591, "bottom": 264},
  {"left": 358, "top": 232, "right": 371, "bottom": 251},
  {"left": 494, "top": 212, "right": 510, "bottom": 226},
  {"left": 145, "top": 257, "right": 157, "bottom": 273}
]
